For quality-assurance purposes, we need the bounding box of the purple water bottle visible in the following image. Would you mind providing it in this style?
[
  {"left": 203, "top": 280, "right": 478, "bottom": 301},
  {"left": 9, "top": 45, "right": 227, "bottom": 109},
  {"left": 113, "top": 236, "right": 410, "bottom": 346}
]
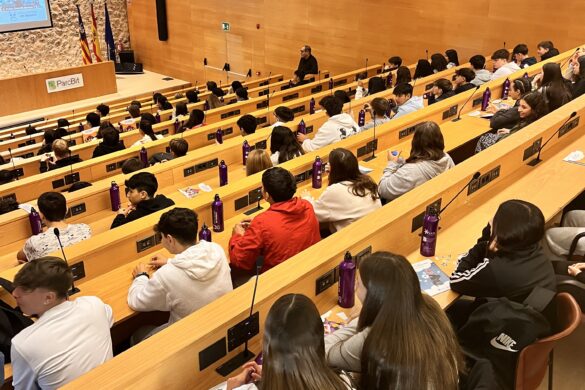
[
  {"left": 481, "top": 87, "right": 491, "bottom": 111},
  {"left": 173, "top": 118, "right": 180, "bottom": 133},
  {"left": 219, "top": 160, "right": 228, "bottom": 186},
  {"left": 204, "top": 100, "right": 210, "bottom": 111},
  {"left": 328, "top": 78, "right": 334, "bottom": 90},
  {"left": 523, "top": 72, "right": 529, "bottom": 79},
  {"left": 78, "top": 122, "right": 84, "bottom": 132},
  {"left": 216, "top": 128, "right": 224, "bottom": 144},
  {"left": 358, "top": 109, "right": 366, "bottom": 127},
  {"left": 211, "top": 194, "right": 224, "bottom": 232},
  {"left": 242, "top": 140, "right": 251, "bottom": 165},
  {"left": 312, "top": 156, "right": 322, "bottom": 189},
  {"left": 502, "top": 78, "right": 511, "bottom": 99},
  {"left": 109, "top": 181, "right": 121, "bottom": 211},
  {"left": 29, "top": 207, "right": 42, "bottom": 235},
  {"left": 420, "top": 206, "right": 440, "bottom": 257},
  {"left": 289, "top": 80, "right": 293, "bottom": 88},
  {"left": 155, "top": 112, "right": 161, "bottom": 123},
  {"left": 338, "top": 251, "right": 356, "bottom": 308},
  {"left": 297, "top": 119, "right": 306, "bottom": 135},
  {"left": 309, "top": 98, "right": 315, "bottom": 114},
  {"left": 139, "top": 147, "right": 148, "bottom": 167},
  {"left": 386, "top": 71, "right": 393, "bottom": 88},
  {"left": 199, "top": 223, "right": 212, "bottom": 242}
]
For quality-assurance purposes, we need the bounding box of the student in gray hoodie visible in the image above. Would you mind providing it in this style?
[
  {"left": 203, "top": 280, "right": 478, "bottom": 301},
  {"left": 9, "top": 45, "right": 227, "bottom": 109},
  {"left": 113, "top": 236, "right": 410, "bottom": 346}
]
[
  {"left": 391, "top": 83, "right": 424, "bottom": 119},
  {"left": 378, "top": 122, "right": 454, "bottom": 202},
  {"left": 469, "top": 55, "right": 493, "bottom": 86}
]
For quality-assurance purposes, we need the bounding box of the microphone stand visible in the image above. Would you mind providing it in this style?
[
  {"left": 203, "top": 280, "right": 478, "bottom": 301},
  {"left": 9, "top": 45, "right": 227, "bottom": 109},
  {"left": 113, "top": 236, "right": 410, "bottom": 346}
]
[
  {"left": 54, "top": 228, "right": 81, "bottom": 295},
  {"left": 453, "top": 85, "right": 481, "bottom": 122},
  {"left": 528, "top": 112, "right": 577, "bottom": 166}
]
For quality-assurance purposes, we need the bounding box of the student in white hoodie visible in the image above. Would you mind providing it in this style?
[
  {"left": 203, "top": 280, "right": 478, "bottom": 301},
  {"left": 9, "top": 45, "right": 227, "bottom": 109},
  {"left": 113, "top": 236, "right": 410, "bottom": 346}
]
[
  {"left": 490, "top": 49, "right": 521, "bottom": 81},
  {"left": 378, "top": 121, "right": 454, "bottom": 202},
  {"left": 305, "top": 148, "right": 381, "bottom": 234},
  {"left": 297, "top": 96, "right": 359, "bottom": 152},
  {"left": 391, "top": 83, "right": 424, "bottom": 120},
  {"left": 128, "top": 207, "right": 233, "bottom": 342}
]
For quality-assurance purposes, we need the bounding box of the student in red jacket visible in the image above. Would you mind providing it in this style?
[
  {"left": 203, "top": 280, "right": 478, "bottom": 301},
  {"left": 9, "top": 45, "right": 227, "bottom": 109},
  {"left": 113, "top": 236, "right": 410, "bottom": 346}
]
[{"left": 229, "top": 167, "right": 320, "bottom": 276}]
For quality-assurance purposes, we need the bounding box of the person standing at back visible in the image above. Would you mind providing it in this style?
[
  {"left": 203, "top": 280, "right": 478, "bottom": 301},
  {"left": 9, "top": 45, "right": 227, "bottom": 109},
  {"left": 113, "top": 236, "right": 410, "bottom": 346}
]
[
  {"left": 296, "top": 45, "right": 319, "bottom": 80},
  {"left": 127, "top": 208, "right": 233, "bottom": 341},
  {"left": 297, "top": 96, "right": 359, "bottom": 152},
  {"left": 229, "top": 167, "right": 320, "bottom": 275},
  {"left": 490, "top": 49, "right": 521, "bottom": 81},
  {"left": 11, "top": 257, "right": 113, "bottom": 389}
]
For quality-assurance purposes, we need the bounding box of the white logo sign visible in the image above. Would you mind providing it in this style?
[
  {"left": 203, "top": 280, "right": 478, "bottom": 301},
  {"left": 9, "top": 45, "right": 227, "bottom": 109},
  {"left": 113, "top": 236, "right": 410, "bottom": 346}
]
[
  {"left": 45, "top": 73, "right": 84, "bottom": 93},
  {"left": 490, "top": 333, "right": 518, "bottom": 352}
]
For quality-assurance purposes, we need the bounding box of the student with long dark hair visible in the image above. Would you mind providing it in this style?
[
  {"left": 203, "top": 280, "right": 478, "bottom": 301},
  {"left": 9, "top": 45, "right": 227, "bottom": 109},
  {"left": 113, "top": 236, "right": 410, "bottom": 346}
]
[
  {"left": 431, "top": 53, "right": 448, "bottom": 73},
  {"left": 486, "top": 77, "right": 531, "bottom": 130},
  {"left": 92, "top": 126, "right": 125, "bottom": 158},
  {"left": 366, "top": 76, "right": 386, "bottom": 96},
  {"left": 173, "top": 102, "right": 189, "bottom": 119},
  {"left": 445, "top": 49, "right": 460, "bottom": 68},
  {"left": 413, "top": 59, "right": 434, "bottom": 79},
  {"left": 156, "top": 96, "right": 173, "bottom": 111},
  {"left": 378, "top": 121, "right": 454, "bottom": 202},
  {"left": 269, "top": 126, "right": 304, "bottom": 165},
  {"left": 132, "top": 120, "right": 163, "bottom": 147},
  {"left": 227, "top": 294, "right": 351, "bottom": 390},
  {"left": 395, "top": 66, "right": 412, "bottom": 84},
  {"left": 536, "top": 62, "right": 573, "bottom": 111},
  {"left": 359, "top": 252, "right": 463, "bottom": 390},
  {"left": 571, "top": 56, "right": 585, "bottom": 98},
  {"left": 307, "top": 148, "right": 380, "bottom": 234},
  {"left": 475, "top": 91, "right": 547, "bottom": 152},
  {"left": 182, "top": 109, "right": 205, "bottom": 131}
]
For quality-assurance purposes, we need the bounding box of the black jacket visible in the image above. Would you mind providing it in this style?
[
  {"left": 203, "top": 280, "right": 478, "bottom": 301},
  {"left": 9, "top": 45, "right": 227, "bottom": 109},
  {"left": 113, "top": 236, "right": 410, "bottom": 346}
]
[
  {"left": 296, "top": 55, "right": 318, "bottom": 78},
  {"left": 520, "top": 57, "right": 537, "bottom": 68},
  {"left": 428, "top": 90, "right": 455, "bottom": 105},
  {"left": 47, "top": 155, "right": 83, "bottom": 171},
  {"left": 541, "top": 48, "right": 560, "bottom": 61},
  {"left": 454, "top": 83, "right": 477, "bottom": 95},
  {"left": 490, "top": 100, "right": 520, "bottom": 130},
  {"left": 110, "top": 194, "right": 175, "bottom": 229},
  {"left": 572, "top": 79, "right": 585, "bottom": 99},
  {"left": 450, "top": 224, "right": 557, "bottom": 302},
  {"left": 92, "top": 141, "right": 126, "bottom": 158}
]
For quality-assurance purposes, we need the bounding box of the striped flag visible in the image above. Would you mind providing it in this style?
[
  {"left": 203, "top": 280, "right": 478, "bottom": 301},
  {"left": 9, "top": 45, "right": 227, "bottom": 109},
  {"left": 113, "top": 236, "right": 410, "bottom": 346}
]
[
  {"left": 104, "top": 2, "right": 117, "bottom": 62},
  {"left": 76, "top": 5, "right": 92, "bottom": 65},
  {"left": 90, "top": 1, "right": 103, "bottom": 62}
]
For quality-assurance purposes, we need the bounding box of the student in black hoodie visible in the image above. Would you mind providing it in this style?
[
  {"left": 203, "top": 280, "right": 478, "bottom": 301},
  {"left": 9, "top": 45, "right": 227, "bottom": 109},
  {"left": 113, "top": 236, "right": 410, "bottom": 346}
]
[
  {"left": 448, "top": 199, "right": 556, "bottom": 327},
  {"left": 111, "top": 172, "right": 174, "bottom": 229},
  {"left": 513, "top": 44, "right": 537, "bottom": 69},
  {"left": 47, "top": 139, "right": 82, "bottom": 171},
  {"left": 428, "top": 78, "right": 455, "bottom": 105},
  {"left": 537, "top": 40, "right": 560, "bottom": 61},
  {"left": 92, "top": 127, "right": 125, "bottom": 158}
]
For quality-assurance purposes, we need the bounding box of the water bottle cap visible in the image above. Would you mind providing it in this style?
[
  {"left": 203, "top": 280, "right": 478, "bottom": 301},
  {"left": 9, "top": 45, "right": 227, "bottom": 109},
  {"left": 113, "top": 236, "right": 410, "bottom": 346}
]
[
  {"left": 111, "top": 180, "right": 117, "bottom": 185},
  {"left": 344, "top": 251, "right": 352, "bottom": 261},
  {"left": 214, "top": 194, "right": 220, "bottom": 200},
  {"left": 220, "top": 160, "right": 225, "bottom": 164}
]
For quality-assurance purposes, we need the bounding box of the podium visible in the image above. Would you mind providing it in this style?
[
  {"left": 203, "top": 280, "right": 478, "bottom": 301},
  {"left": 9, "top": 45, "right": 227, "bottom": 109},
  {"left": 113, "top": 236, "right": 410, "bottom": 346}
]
[{"left": 0, "top": 62, "right": 117, "bottom": 117}]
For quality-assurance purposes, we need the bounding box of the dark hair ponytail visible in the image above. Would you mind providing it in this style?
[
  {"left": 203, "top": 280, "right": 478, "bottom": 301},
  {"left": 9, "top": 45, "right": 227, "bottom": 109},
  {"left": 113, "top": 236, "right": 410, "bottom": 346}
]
[{"left": 140, "top": 121, "right": 158, "bottom": 141}]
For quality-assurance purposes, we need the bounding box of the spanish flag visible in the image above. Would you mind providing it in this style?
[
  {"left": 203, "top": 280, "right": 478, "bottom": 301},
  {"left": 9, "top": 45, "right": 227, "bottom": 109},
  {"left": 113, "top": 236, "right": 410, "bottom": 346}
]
[
  {"left": 90, "top": 2, "right": 103, "bottom": 62},
  {"left": 76, "top": 5, "right": 92, "bottom": 65}
]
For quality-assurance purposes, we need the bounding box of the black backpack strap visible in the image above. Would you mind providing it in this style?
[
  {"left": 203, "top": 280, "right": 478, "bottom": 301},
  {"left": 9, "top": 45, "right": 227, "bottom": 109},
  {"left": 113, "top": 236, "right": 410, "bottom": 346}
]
[
  {"left": 523, "top": 286, "right": 556, "bottom": 312},
  {"left": 0, "top": 277, "right": 14, "bottom": 294},
  {"left": 568, "top": 232, "right": 585, "bottom": 261}
]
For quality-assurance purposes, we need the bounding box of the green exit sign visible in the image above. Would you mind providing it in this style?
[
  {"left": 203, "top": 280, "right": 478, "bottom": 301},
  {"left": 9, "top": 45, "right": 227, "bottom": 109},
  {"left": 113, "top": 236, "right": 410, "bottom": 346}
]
[{"left": 221, "top": 22, "right": 230, "bottom": 31}]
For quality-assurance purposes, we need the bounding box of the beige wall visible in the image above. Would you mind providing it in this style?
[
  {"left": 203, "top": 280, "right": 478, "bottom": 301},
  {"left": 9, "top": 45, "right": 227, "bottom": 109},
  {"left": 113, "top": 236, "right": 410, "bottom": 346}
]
[
  {"left": 126, "top": 0, "right": 585, "bottom": 85},
  {"left": 0, "top": 0, "right": 130, "bottom": 79}
]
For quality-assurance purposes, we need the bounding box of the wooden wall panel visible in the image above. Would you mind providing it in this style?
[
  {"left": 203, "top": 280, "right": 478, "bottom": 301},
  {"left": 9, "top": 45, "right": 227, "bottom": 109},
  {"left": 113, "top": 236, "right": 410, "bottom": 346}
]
[{"left": 127, "top": 0, "right": 583, "bottom": 84}]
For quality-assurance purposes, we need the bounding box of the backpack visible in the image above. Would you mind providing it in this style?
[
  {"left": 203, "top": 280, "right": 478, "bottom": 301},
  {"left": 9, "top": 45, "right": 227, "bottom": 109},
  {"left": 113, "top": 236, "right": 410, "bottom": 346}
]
[
  {"left": 457, "top": 287, "right": 556, "bottom": 390},
  {"left": 0, "top": 278, "right": 34, "bottom": 363}
]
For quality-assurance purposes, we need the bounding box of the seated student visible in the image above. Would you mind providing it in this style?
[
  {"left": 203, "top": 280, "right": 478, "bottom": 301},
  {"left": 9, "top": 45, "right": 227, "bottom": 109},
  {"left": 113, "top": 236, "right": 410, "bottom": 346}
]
[
  {"left": 68, "top": 181, "right": 92, "bottom": 192},
  {"left": 486, "top": 77, "right": 531, "bottom": 130},
  {"left": 306, "top": 148, "right": 381, "bottom": 234},
  {"left": 469, "top": 54, "right": 492, "bottom": 86},
  {"left": 361, "top": 97, "right": 390, "bottom": 131},
  {"left": 354, "top": 72, "right": 368, "bottom": 99},
  {"left": 387, "top": 55, "right": 402, "bottom": 71},
  {"left": 513, "top": 43, "right": 537, "bottom": 68},
  {"left": 395, "top": 66, "right": 412, "bottom": 84},
  {"left": 56, "top": 118, "right": 70, "bottom": 129},
  {"left": 127, "top": 208, "right": 232, "bottom": 341},
  {"left": 246, "top": 149, "right": 273, "bottom": 176},
  {"left": 149, "top": 138, "right": 189, "bottom": 164},
  {"left": 132, "top": 120, "right": 163, "bottom": 147},
  {"left": 534, "top": 62, "right": 573, "bottom": 112},
  {"left": 475, "top": 91, "right": 546, "bottom": 152},
  {"left": 121, "top": 157, "right": 143, "bottom": 174},
  {"left": 47, "top": 139, "right": 82, "bottom": 171},
  {"left": 17, "top": 192, "right": 91, "bottom": 262},
  {"left": 430, "top": 53, "right": 448, "bottom": 73},
  {"left": 226, "top": 294, "right": 351, "bottom": 390},
  {"left": 390, "top": 83, "right": 424, "bottom": 119},
  {"left": 185, "top": 89, "right": 199, "bottom": 104},
  {"left": 490, "top": 49, "right": 521, "bottom": 81},
  {"left": 544, "top": 210, "right": 585, "bottom": 260},
  {"left": 128, "top": 103, "right": 141, "bottom": 119},
  {"left": 571, "top": 56, "right": 585, "bottom": 99},
  {"left": 297, "top": 96, "right": 359, "bottom": 152},
  {"left": 378, "top": 121, "right": 454, "bottom": 202},
  {"left": 157, "top": 95, "right": 173, "bottom": 111},
  {"left": 141, "top": 112, "right": 158, "bottom": 126},
  {"left": 449, "top": 200, "right": 557, "bottom": 326},
  {"left": 85, "top": 111, "right": 101, "bottom": 130},
  {"left": 130, "top": 99, "right": 142, "bottom": 108},
  {"left": 0, "top": 197, "right": 19, "bottom": 215},
  {"left": 92, "top": 127, "right": 125, "bottom": 158},
  {"left": 96, "top": 103, "right": 110, "bottom": 118},
  {"left": 272, "top": 106, "right": 294, "bottom": 127},
  {"left": 206, "top": 82, "right": 226, "bottom": 109},
  {"left": 445, "top": 48, "right": 460, "bottom": 68},
  {"left": 230, "top": 80, "right": 244, "bottom": 94},
  {"left": 452, "top": 68, "right": 477, "bottom": 94},
  {"left": 0, "top": 169, "right": 14, "bottom": 185},
  {"left": 333, "top": 90, "right": 351, "bottom": 104},
  {"left": 538, "top": 40, "right": 560, "bottom": 61},
  {"left": 173, "top": 102, "right": 189, "bottom": 120},
  {"left": 359, "top": 253, "right": 463, "bottom": 390},
  {"left": 37, "top": 129, "right": 59, "bottom": 155},
  {"left": 427, "top": 78, "right": 455, "bottom": 104},
  {"left": 229, "top": 167, "right": 320, "bottom": 274},
  {"left": 235, "top": 87, "right": 249, "bottom": 101},
  {"left": 269, "top": 126, "right": 304, "bottom": 165},
  {"left": 365, "top": 76, "right": 386, "bottom": 96},
  {"left": 413, "top": 59, "right": 433, "bottom": 79},
  {"left": 236, "top": 114, "right": 257, "bottom": 136},
  {"left": 110, "top": 172, "right": 175, "bottom": 229},
  {"left": 153, "top": 92, "right": 164, "bottom": 105},
  {"left": 181, "top": 109, "right": 205, "bottom": 131},
  {"left": 11, "top": 257, "right": 113, "bottom": 389}
]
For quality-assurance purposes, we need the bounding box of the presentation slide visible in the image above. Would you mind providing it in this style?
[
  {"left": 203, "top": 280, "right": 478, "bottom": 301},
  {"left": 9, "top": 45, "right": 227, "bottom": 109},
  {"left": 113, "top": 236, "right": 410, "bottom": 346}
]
[{"left": 0, "top": 0, "right": 52, "bottom": 33}]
